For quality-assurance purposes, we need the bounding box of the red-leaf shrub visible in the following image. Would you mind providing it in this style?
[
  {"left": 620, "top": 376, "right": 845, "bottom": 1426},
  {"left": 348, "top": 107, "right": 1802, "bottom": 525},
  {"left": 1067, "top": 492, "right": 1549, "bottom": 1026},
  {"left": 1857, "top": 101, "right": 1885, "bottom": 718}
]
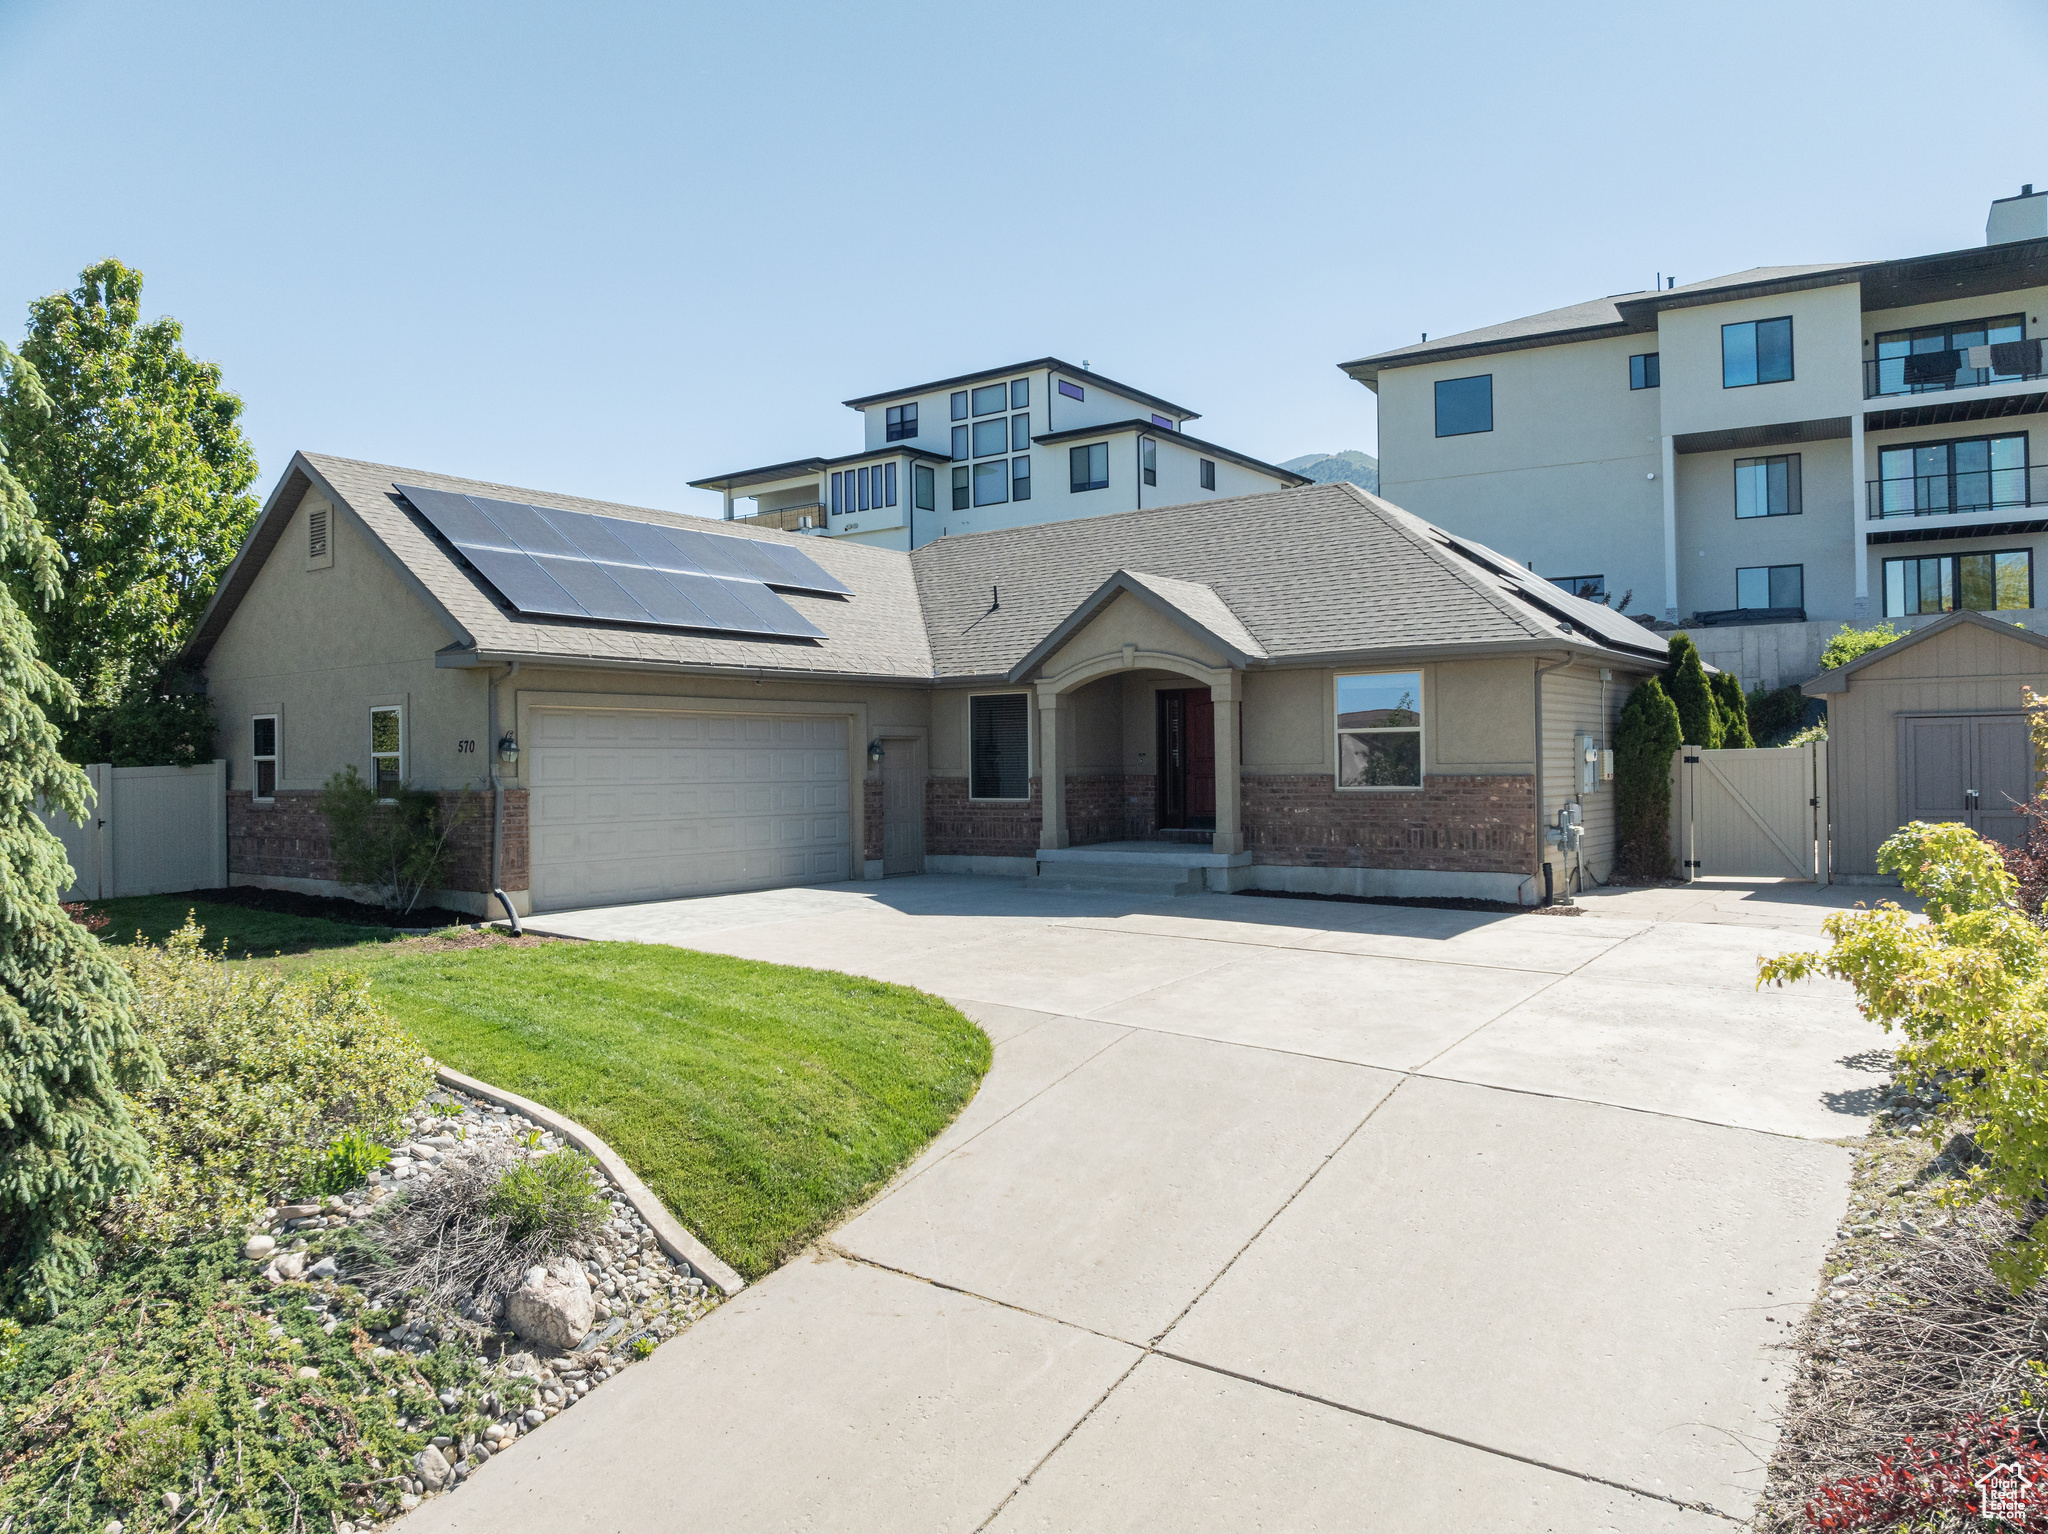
[{"left": 1805, "top": 1415, "right": 2048, "bottom": 1529}]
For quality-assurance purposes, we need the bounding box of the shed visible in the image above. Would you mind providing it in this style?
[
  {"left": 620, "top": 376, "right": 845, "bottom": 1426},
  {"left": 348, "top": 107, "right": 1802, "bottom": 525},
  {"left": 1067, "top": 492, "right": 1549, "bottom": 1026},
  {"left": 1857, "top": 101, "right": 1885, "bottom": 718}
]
[{"left": 1803, "top": 609, "right": 2047, "bottom": 876}]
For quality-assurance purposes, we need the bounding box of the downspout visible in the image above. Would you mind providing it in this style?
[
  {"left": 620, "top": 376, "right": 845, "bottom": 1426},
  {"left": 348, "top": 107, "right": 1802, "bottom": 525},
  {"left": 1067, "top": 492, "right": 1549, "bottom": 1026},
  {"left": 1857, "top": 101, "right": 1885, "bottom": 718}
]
[
  {"left": 488, "top": 660, "right": 521, "bottom": 933},
  {"left": 1531, "top": 653, "right": 1573, "bottom": 904}
]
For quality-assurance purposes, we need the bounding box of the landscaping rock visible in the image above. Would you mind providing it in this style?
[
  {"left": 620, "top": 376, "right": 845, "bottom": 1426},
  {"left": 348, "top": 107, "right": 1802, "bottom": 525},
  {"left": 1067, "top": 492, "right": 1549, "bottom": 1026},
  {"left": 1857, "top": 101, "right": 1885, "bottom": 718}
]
[
  {"left": 243, "top": 1233, "right": 276, "bottom": 1261},
  {"left": 506, "top": 1260, "right": 595, "bottom": 1350},
  {"left": 272, "top": 1251, "right": 308, "bottom": 1282},
  {"left": 276, "top": 1202, "right": 323, "bottom": 1220},
  {"left": 307, "top": 1255, "right": 339, "bottom": 1280},
  {"left": 414, "top": 1444, "right": 452, "bottom": 1490}
]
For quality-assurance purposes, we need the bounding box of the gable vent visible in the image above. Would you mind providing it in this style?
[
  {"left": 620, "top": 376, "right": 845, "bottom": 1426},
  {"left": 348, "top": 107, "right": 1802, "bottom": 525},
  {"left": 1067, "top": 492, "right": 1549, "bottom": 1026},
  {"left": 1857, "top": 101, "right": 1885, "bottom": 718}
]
[{"left": 305, "top": 502, "right": 333, "bottom": 570}]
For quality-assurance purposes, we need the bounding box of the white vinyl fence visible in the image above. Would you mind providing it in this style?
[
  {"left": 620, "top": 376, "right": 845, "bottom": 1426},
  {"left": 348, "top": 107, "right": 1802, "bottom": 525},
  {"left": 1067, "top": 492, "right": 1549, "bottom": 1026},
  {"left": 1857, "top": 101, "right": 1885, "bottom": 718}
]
[{"left": 41, "top": 760, "right": 229, "bottom": 900}]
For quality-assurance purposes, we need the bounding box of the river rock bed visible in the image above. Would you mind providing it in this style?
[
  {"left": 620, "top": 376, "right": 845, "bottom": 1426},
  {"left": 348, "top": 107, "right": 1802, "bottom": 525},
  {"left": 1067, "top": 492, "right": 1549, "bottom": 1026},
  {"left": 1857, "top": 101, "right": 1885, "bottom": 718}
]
[{"left": 243, "top": 1087, "right": 718, "bottom": 1526}]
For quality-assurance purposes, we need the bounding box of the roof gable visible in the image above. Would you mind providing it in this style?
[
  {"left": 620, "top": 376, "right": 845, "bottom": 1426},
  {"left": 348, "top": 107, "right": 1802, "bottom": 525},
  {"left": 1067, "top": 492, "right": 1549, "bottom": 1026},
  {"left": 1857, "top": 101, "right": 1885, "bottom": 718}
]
[
  {"left": 1005, "top": 569, "right": 1268, "bottom": 683},
  {"left": 1804, "top": 609, "right": 2048, "bottom": 694}
]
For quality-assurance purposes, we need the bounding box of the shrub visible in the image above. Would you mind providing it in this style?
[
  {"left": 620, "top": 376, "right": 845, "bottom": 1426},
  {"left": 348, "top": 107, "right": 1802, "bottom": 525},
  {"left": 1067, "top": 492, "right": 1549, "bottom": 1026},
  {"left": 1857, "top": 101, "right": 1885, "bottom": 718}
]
[
  {"left": 1710, "top": 670, "right": 1754, "bottom": 748},
  {"left": 1761, "top": 821, "right": 2048, "bottom": 1292},
  {"left": 1745, "top": 681, "right": 1809, "bottom": 745},
  {"left": 108, "top": 920, "right": 432, "bottom": 1246},
  {"left": 485, "top": 1150, "right": 604, "bottom": 1246},
  {"left": 1665, "top": 633, "right": 1719, "bottom": 747},
  {"left": 2005, "top": 687, "right": 2048, "bottom": 923},
  {"left": 317, "top": 765, "right": 476, "bottom": 914},
  {"left": 1613, "top": 676, "right": 1682, "bottom": 879},
  {"left": 308, "top": 1127, "right": 393, "bottom": 1195},
  {"left": 0, "top": 339, "right": 159, "bottom": 1316},
  {"left": 99, "top": 1389, "right": 215, "bottom": 1504},
  {"left": 1803, "top": 1414, "right": 2048, "bottom": 1528},
  {"left": 1819, "top": 621, "right": 1901, "bottom": 672}
]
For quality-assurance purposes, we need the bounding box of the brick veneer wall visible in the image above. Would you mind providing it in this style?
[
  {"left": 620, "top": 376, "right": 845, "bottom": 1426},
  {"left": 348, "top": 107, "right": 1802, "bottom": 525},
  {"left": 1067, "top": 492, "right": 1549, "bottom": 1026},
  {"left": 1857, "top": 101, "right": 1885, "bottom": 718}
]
[
  {"left": 1242, "top": 774, "right": 1535, "bottom": 873},
  {"left": 228, "top": 788, "right": 530, "bottom": 893},
  {"left": 863, "top": 779, "right": 884, "bottom": 862},
  {"left": 925, "top": 775, "right": 1042, "bottom": 858}
]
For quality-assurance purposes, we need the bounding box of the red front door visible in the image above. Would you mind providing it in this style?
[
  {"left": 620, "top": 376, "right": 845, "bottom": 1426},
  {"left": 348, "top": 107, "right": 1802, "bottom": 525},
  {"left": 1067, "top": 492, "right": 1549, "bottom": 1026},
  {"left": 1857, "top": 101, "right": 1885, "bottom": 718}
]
[
  {"left": 1185, "top": 692, "right": 1215, "bottom": 820},
  {"left": 1158, "top": 688, "right": 1216, "bottom": 828}
]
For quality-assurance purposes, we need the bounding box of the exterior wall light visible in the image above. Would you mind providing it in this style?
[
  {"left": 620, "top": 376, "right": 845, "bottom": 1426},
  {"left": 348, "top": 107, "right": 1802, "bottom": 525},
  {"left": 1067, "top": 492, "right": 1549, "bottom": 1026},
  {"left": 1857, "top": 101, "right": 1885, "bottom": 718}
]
[
  {"left": 867, "top": 738, "right": 885, "bottom": 767},
  {"left": 498, "top": 734, "right": 519, "bottom": 766}
]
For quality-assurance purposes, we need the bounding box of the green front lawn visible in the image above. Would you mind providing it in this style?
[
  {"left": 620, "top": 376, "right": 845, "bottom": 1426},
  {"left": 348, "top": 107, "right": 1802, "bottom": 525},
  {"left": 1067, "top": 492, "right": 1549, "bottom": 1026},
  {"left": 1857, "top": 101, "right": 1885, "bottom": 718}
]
[
  {"left": 308, "top": 938, "right": 989, "bottom": 1280},
  {"left": 89, "top": 895, "right": 397, "bottom": 959}
]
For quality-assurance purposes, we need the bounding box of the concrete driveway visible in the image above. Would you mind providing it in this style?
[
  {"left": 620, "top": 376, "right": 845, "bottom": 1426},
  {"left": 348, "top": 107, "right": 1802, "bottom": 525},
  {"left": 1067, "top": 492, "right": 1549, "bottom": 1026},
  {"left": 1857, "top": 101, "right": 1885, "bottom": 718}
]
[{"left": 414, "top": 875, "right": 1889, "bottom": 1532}]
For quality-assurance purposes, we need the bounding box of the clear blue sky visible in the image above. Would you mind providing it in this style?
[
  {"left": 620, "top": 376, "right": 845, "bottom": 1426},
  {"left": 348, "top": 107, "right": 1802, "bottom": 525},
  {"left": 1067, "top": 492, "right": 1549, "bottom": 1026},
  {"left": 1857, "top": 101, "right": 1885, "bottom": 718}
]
[{"left": 4, "top": 0, "right": 2043, "bottom": 520}]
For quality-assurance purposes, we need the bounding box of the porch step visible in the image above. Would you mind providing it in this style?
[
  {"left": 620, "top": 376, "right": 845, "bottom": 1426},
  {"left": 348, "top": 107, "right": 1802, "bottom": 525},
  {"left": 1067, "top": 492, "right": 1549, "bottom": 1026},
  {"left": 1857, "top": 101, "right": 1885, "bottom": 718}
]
[{"left": 1025, "top": 861, "right": 1207, "bottom": 897}]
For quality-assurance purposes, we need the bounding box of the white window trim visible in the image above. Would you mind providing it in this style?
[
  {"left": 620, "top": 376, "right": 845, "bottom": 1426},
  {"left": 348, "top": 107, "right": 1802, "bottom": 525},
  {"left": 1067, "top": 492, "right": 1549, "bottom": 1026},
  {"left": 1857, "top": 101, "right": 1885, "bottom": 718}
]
[
  {"left": 1333, "top": 670, "right": 1425, "bottom": 793},
  {"left": 369, "top": 703, "right": 405, "bottom": 801},
  {"left": 967, "top": 691, "right": 1033, "bottom": 803},
  {"left": 251, "top": 710, "right": 281, "bottom": 802}
]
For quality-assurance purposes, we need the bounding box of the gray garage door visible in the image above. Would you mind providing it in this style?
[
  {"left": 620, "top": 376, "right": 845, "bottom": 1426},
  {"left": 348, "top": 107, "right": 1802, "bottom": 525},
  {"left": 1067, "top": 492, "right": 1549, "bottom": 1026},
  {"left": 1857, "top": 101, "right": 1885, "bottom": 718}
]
[{"left": 526, "top": 707, "right": 850, "bottom": 912}]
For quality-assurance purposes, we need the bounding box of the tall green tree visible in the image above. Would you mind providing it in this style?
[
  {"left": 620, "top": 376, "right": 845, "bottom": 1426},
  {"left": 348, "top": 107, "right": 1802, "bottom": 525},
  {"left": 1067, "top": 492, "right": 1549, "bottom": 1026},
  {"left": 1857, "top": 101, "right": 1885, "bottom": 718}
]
[
  {"left": 0, "top": 259, "right": 257, "bottom": 764},
  {"left": 0, "top": 341, "right": 158, "bottom": 1314},
  {"left": 1711, "top": 670, "right": 1754, "bottom": 748},
  {"left": 1613, "top": 676, "right": 1682, "bottom": 879},
  {"left": 1665, "top": 633, "right": 1720, "bottom": 748}
]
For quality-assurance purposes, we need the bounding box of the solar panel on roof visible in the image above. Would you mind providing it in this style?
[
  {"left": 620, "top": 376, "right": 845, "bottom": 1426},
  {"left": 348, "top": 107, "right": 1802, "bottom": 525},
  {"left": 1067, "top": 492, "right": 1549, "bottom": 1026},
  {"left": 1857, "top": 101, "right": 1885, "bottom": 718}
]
[{"left": 394, "top": 483, "right": 833, "bottom": 639}]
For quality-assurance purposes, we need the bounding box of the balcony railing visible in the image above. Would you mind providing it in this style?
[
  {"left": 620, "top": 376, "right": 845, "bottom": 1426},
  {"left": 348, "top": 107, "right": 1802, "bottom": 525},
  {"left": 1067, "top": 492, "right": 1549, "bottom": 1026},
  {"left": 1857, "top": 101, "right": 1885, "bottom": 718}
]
[
  {"left": 1867, "top": 466, "right": 2048, "bottom": 520},
  {"left": 740, "top": 502, "right": 827, "bottom": 532},
  {"left": 1865, "top": 338, "right": 2046, "bottom": 399}
]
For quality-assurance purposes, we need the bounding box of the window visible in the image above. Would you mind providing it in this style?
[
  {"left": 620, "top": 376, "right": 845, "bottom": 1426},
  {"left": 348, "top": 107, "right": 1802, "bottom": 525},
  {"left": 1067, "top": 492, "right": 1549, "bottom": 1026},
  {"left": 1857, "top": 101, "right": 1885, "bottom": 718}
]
[
  {"left": 951, "top": 424, "right": 969, "bottom": 460},
  {"left": 1151, "top": 414, "right": 1175, "bottom": 429},
  {"left": 1011, "top": 413, "right": 1030, "bottom": 451},
  {"left": 1736, "top": 564, "right": 1804, "bottom": 611},
  {"left": 973, "top": 460, "right": 1008, "bottom": 506},
  {"left": 972, "top": 418, "right": 1008, "bottom": 457},
  {"left": 970, "top": 694, "right": 1030, "bottom": 799},
  {"left": 1722, "top": 317, "right": 1794, "bottom": 387},
  {"left": 1012, "top": 456, "right": 1031, "bottom": 501},
  {"left": 1058, "top": 378, "right": 1085, "bottom": 401},
  {"left": 1873, "top": 313, "right": 2026, "bottom": 395},
  {"left": 886, "top": 403, "right": 918, "bottom": 441},
  {"left": 1884, "top": 549, "right": 2033, "bottom": 617},
  {"left": 971, "top": 383, "right": 1007, "bottom": 415},
  {"left": 1200, "top": 458, "right": 1216, "bottom": 490},
  {"left": 1141, "top": 437, "right": 1157, "bottom": 487},
  {"left": 1011, "top": 378, "right": 1029, "bottom": 408},
  {"left": 952, "top": 466, "right": 969, "bottom": 511},
  {"left": 829, "top": 472, "right": 841, "bottom": 514},
  {"left": 857, "top": 465, "right": 869, "bottom": 511},
  {"left": 251, "top": 715, "right": 278, "bottom": 800},
  {"left": 1876, "top": 434, "right": 2028, "bottom": 516},
  {"left": 370, "top": 706, "right": 403, "bottom": 796},
  {"left": 883, "top": 462, "right": 896, "bottom": 506},
  {"left": 951, "top": 391, "right": 969, "bottom": 420},
  {"left": 1734, "top": 453, "right": 1802, "bottom": 519},
  {"left": 1547, "top": 574, "right": 1606, "bottom": 600},
  {"left": 913, "top": 463, "right": 935, "bottom": 511},
  {"left": 1433, "top": 375, "right": 1492, "bottom": 437},
  {"left": 1335, "top": 672, "right": 1422, "bottom": 789},
  {"left": 1629, "top": 352, "right": 1660, "bottom": 390},
  {"left": 1070, "top": 442, "right": 1109, "bottom": 492}
]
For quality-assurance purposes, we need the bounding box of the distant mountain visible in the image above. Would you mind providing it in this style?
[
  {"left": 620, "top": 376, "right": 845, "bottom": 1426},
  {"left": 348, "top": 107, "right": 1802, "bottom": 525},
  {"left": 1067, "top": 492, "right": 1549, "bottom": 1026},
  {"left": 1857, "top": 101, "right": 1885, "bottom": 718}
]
[{"left": 1281, "top": 450, "right": 1378, "bottom": 493}]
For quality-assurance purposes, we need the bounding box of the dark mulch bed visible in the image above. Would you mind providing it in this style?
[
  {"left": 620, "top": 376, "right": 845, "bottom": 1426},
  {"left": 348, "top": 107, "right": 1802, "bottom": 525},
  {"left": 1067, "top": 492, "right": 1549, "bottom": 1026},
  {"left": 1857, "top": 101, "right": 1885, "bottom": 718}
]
[
  {"left": 1237, "top": 888, "right": 1583, "bottom": 917},
  {"left": 173, "top": 884, "right": 483, "bottom": 930}
]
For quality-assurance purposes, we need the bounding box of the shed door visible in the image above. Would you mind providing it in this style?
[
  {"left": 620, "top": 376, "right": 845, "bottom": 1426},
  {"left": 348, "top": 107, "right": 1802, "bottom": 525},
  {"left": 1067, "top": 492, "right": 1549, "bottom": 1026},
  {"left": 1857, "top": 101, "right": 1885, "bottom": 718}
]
[
  {"left": 1900, "top": 713, "right": 2033, "bottom": 850},
  {"left": 526, "top": 707, "right": 850, "bottom": 912}
]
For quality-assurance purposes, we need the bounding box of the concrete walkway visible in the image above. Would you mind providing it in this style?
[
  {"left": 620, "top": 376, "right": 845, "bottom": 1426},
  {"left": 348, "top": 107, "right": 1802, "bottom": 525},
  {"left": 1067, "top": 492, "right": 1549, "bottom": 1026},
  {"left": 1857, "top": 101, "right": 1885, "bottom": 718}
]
[{"left": 412, "top": 876, "right": 1892, "bottom": 1532}]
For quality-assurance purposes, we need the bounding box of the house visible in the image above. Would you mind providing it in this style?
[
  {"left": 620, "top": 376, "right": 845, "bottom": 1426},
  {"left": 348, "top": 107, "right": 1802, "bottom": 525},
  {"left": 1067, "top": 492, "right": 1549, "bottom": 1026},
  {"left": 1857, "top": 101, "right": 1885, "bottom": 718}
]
[
  {"left": 181, "top": 452, "right": 1670, "bottom": 917},
  {"left": 686, "top": 358, "right": 1310, "bottom": 549},
  {"left": 1341, "top": 187, "right": 2048, "bottom": 691},
  {"left": 1802, "top": 608, "right": 2045, "bottom": 876}
]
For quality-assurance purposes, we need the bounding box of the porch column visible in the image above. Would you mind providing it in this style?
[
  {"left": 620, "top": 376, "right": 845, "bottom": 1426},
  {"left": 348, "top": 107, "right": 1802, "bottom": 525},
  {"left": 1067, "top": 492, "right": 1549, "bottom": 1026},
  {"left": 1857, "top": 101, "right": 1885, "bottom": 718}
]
[
  {"left": 1212, "top": 669, "right": 1244, "bottom": 856},
  {"left": 1036, "top": 684, "right": 1068, "bottom": 850},
  {"left": 1851, "top": 413, "right": 1870, "bottom": 617},
  {"left": 722, "top": 488, "right": 734, "bottom": 522}
]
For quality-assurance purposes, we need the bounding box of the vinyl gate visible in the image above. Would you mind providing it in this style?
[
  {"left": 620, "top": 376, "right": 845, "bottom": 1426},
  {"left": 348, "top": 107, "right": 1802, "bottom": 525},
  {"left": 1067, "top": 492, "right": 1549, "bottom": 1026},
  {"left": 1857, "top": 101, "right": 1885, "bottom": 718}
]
[
  {"left": 40, "top": 760, "right": 229, "bottom": 900},
  {"left": 1672, "top": 741, "right": 1830, "bottom": 883}
]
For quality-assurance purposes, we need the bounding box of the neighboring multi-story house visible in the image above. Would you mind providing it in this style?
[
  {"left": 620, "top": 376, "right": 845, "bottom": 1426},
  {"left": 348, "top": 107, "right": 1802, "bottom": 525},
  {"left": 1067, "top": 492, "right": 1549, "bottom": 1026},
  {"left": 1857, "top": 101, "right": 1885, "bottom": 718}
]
[
  {"left": 1341, "top": 188, "right": 2048, "bottom": 687},
  {"left": 690, "top": 357, "right": 1307, "bottom": 550}
]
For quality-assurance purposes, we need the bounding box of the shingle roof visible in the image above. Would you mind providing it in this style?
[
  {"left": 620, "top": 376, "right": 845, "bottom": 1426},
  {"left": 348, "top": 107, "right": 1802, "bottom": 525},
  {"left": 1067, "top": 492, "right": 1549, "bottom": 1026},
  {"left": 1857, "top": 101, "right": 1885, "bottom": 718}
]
[
  {"left": 190, "top": 459, "right": 1667, "bottom": 687},
  {"left": 185, "top": 453, "right": 936, "bottom": 681},
  {"left": 1339, "top": 262, "right": 1863, "bottom": 384},
  {"left": 908, "top": 481, "right": 1668, "bottom": 679}
]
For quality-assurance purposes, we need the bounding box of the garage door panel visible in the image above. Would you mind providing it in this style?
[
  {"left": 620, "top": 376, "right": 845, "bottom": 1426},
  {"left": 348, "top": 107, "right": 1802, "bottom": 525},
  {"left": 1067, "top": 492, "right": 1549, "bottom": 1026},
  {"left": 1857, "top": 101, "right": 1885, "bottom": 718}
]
[{"left": 526, "top": 707, "right": 851, "bottom": 912}]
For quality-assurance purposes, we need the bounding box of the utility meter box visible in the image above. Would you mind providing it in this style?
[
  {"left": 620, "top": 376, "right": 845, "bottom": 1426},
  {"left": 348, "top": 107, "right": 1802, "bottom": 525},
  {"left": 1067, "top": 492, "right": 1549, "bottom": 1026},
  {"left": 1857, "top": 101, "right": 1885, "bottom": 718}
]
[
  {"left": 1574, "top": 731, "right": 1599, "bottom": 794},
  {"left": 1600, "top": 749, "right": 1615, "bottom": 781}
]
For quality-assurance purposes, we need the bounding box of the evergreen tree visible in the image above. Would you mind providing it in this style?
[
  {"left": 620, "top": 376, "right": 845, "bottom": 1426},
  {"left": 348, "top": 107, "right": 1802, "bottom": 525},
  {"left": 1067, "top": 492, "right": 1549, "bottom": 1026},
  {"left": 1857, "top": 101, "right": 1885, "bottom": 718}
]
[
  {"left": 1665, "top": 634, "right": 1720, "bottom": 748},
  {"left": 0, "top": 341, "right": 158, "bottom": 1314},
  {"left": 1712, "top": 670, "right": 1754, "bottom": 749},
  {"left": 1614, "top": 676, "right": 1682, "bottom": 879},
  {"left": 0, "top": 259, "right": 256, "bottom": 764}
]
